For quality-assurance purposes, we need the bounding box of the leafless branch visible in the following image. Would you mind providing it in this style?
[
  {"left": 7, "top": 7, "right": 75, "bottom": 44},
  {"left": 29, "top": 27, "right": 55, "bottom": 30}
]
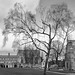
[
  {"left": 42, "top": 19, "right": 49, "bottom": 26},
  {"left": 34, "top": 38, "right": 49, "bottom": 49},
  {"left": 32, "top": 28, "right": 49, "bottom": 36},
  {"left": 51, "top": 23, "right": 58, "bottom": 40},
  {"left": 19, "top": 26, "right": 48, "bottom": 54}
]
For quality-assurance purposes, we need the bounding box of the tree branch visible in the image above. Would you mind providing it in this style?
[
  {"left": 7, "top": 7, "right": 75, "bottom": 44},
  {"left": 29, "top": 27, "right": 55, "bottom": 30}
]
[
  {"left": 51, "top": 24, "right": 58, "bottom": 40},
  {"left": 34, "top": 38, "right": 49, "bottom": 50},
  {"left": 42, "top": 19, "right": 49, "bottom": 26},
  {"left": 19, "top": 26, "right": 48, "bottom": 54},
  {"left": 32, "top": 28, "right": 49, "bottom": 36}
]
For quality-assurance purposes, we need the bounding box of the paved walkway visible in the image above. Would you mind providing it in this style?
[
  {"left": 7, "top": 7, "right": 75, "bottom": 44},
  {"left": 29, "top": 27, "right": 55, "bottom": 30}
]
[
  {"left": 0, "top": 68, "right": 66, "bottom": 75},
  {"left": 46, "top": 70, "right": 75, "bottom": 75},
  {"left": 66, "top": 73, "right": 75, "bottom": 75}
]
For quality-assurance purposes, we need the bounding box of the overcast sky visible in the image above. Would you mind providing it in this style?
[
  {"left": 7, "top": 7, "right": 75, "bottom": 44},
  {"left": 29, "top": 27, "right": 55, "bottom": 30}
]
[
  {"left": 0, "top": 0, "right": 74, "bottom": 28},
  {"left": 0, "top": 0, "right": 40, "bottom": 52},
  {"left": 0, "top": 0, "right": 75, "bottom": 29},
  {"left": 0, "top": 0, "right": 75, "bottom": 53},
  {"left": 0, "top": 0, "right": 40, "bottom": 29}
]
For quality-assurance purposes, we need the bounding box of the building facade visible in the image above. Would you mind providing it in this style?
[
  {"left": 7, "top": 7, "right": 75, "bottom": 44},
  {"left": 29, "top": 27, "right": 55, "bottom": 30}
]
[
  {"left": 0, "top": 50, "right": 41, "bottom": 68},
  {"left": 18, "top": 50, "right": 41, "bottom": 65},
  {"left": 65, "top": 40, "right": 75, "bottom": 70},
  {"left": 0, "top": 53, "right": 19, "bottom": 68}
]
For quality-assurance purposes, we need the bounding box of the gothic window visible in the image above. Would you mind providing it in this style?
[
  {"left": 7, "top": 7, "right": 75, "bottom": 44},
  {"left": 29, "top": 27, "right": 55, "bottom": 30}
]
[
  {"left": 74, "top": 58, "right": 75, "bottom": 61},
  {"left": 68, "top": 41, "right": 72, "bottom": 46},
  {"left": 2, "top": 58, "right": 4, "bottom": 60}
]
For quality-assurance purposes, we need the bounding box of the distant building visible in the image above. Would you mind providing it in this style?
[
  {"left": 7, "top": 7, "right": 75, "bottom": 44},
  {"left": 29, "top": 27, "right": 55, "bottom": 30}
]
[
  {"left": 17, "top": 50, "right": 25, "bottom": 67},
  {"left": 18, "top": 50, "right": 41, "bottom": 65},
  {"left": 65, "top": 40, "right": 75, "bottom": 70},
  {"left": 0, "top": 53, "right": 19, "bottom": 68},
  {"left": 0, "top": 50, "right": 41, "bottom": 68}
]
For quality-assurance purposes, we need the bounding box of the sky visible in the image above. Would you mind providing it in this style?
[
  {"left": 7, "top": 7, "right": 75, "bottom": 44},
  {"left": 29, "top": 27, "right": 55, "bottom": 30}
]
[
  {"left": 0, "top": 0, "right": 40, "bottom": 52},
  {"left": 0, "top": 0, "right": 75, "bottom": 53}
]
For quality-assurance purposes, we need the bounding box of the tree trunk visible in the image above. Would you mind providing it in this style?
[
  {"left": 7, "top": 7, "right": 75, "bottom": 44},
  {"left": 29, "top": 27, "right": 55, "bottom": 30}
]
[
  {"left": 43, "top": 35, "right": 51, "bottom": 75},
  {"left": 43, "top": 53, "right": 49, "bottom": 75},
  {"left": 56, "top": 54, "right": 58, "bottom": 65},
  {"left": 56, "top": 57, "right": 58, "bottom": 65}
]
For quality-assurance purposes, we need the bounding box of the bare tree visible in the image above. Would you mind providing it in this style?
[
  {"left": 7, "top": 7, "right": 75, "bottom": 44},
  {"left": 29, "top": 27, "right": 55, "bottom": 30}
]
[
  {"left": 24, "top": 45, "right": 40, "bottom": 66},
  {"left": 51, "top": 40, "right": 65, "bottom": 65},
  {"left": 3, "top": 3, "right": 75, "bottom": 75}
]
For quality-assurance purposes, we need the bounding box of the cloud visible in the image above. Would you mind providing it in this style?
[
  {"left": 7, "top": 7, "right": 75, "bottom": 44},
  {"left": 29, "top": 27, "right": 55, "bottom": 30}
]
[
  {"left": 14, "top": 0, "right": 40, "bottom": 14},
  {"left": 0, "top": 0, "right": 40, "bottom": 29},
  {"left": 0, "top": 0, "right": 40, "bottom": 51},
  {"left": 0, "top": 29, "right": 14, "bottom": 51},
  {"left": 2, "top": 33, "right": 15, "bottom": 51},
  {"left": 0, "top": 29, "right": 4, "bottom": 49}
]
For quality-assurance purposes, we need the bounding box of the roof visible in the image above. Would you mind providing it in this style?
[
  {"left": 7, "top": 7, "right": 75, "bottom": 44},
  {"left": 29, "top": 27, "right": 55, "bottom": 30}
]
[
  {"left": 0, "top": 55, "right": 18, "bottom": 59},
  {"left": 0, "top": 52, "right": 18, "bottom": 59}
]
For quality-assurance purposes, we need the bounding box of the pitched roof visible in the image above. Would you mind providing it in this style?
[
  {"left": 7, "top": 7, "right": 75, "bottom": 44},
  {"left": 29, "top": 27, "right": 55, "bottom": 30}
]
[{"left": 0, "top": 55, "right": 18, "bottom": 58}]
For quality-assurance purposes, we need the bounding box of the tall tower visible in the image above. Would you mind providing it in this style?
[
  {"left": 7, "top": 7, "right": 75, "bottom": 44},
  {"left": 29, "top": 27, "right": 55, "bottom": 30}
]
[{"left": 65, "top": 40, "right": 75, "bottom": 70}]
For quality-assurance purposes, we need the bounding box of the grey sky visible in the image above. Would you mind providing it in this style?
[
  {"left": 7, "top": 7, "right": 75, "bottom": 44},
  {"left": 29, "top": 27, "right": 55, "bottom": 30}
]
[
  {"left": 39, "top": 0, "right": 75, "bottom": 40},
  {"left": 0, "top": 0, "right": 75, "bottom": 29},
  {"left": 40, "top": 0, "right": 75, "bottom": 13},
  {"left": 0, "top": 0, "right": 40, "bottom": 51},
  {"left": 0, "top": 0, "right": 40, "bottom": 29},
  {"left": 0, "top": 0, "right": 75, "bottom": 52}
]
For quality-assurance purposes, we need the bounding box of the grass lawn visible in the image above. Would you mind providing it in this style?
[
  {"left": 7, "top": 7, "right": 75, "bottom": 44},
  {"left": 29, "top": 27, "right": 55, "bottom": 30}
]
[
  {"left": 0, "top": 68, "right": 66, "bottom": 75},
  {"left": 50, "top": 69, "right": 75, "bottom": 73}
]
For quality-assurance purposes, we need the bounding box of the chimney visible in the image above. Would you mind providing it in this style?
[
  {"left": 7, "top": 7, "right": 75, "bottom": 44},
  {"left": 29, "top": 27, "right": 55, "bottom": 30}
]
[{"left": 8, "top": 53, "right": 10, "bottom": 56}]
